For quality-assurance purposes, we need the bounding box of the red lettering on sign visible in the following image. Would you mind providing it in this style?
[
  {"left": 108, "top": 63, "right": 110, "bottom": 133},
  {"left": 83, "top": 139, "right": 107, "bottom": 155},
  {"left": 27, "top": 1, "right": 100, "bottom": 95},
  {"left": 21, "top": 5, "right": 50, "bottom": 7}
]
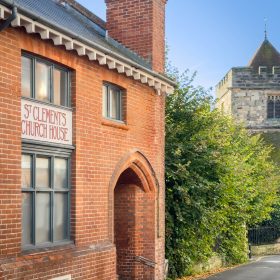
[{"left": 21, "top": 100, "right": 72, "bottom": 145}]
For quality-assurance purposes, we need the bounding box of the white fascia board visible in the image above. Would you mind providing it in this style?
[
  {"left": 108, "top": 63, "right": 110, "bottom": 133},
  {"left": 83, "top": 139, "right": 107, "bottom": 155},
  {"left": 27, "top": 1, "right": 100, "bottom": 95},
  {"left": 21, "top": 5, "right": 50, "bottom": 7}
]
[
  {"left": 11, "top": 14, "right": 20, "bottom": 27},
  {"left": 73, "top": 41, "right": 86, "bottom": 55},
  {"left": 97, "top": 55, "right": 107, "bottom": 65},
  {"left": 0, "top": 4, "right": 10, "bottom": 19},
  {"left": 77, "top": 45, "right": 86, "bottom": 56},
  {"left": 161, "top": 84, "right": 167, "bottom": 93},
  {"left": 154, "top": 81, "right": 162, "bottom": 90},
  {"left": 125, "top": 66, "right": 133, "bottom": 77},
  {"left": 0, "top": 4, "right": 174, "bottom": 94},
  {"left": 107, "top": 59, "right": 116, "bottom": 69},
  {"left": 133, "top": 71, "right": 141, "bottom": 80},
  {"left": 49, "top": 30, "right": 63, "bottom": 45},
  {"left": 86, "top": 49, "right": 97, "bottom": 60},
  {"left": 148, "top": 78, "right": 155, "bottom": 87},
  {"left": 19, "top": 15, "right": 35, "bottom": 33},
  {"left": 166, "top": 86, "right": 174, "bottom": 95},
  {"left": 0, "top": 6, "right": 4, "bottom": 18},
  {"left": 35, "top": 22, "right": 50, "bottom": 39},
  {"left": 65, "top": 41, "right": 74, "bottom": 50},
  {"left": 116, "top": 64, "right": 125, "bottom": 73}
]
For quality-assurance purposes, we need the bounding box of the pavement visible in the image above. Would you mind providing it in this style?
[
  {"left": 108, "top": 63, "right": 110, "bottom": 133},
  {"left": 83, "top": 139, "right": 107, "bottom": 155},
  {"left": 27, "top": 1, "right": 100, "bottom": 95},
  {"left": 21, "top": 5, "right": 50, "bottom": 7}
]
[{"left": 203, "top": 255, "right": 280, "bottom": 280}]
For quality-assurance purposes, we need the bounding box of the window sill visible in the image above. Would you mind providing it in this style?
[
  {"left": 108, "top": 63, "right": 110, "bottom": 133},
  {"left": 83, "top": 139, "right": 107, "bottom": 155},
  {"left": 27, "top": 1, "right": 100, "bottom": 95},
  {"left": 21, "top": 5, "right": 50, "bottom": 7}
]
[
  {"left": 101, "top": 119, "right": 129, "bottom": 130},
  {"left": 21, "top": 240, "right": 74, "bottom": 255}
]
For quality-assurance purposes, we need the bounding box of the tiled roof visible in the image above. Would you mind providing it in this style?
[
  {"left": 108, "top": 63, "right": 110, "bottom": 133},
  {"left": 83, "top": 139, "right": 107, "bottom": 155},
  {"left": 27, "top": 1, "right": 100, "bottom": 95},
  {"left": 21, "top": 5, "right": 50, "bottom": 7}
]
[
  {"left": 13, "top": 0, "right": 152, "bottom": 69},
  {"left": 248, "top": 39, "right": 280, "bottom": 69},
  {"left": 59, "top": 0, "right": 106, "bottom": 29}
]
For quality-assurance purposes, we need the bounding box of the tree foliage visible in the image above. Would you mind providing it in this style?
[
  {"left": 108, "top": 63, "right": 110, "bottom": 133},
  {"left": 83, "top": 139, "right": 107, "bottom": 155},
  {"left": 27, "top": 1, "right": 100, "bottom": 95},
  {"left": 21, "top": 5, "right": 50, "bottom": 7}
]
[{"left": 165, "top": 70, "right": 279, "bottom": 278}]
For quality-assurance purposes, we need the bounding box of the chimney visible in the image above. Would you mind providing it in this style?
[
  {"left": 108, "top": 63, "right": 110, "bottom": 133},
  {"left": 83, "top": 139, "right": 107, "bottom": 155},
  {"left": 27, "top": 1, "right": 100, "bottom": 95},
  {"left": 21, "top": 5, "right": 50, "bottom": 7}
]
[{"left": 105, "top": 0, "right": 167, "bottom": 73}]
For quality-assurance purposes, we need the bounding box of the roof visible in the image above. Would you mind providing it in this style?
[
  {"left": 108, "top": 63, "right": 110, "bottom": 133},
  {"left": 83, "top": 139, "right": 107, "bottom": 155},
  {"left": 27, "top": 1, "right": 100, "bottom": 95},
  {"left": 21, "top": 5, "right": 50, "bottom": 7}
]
[
  {"left": 0, "top": 0, "right": 175, "bottom": 92},
  {"left": 248, "top": 39, "right": 280, "bottom": 69},
  {"left": 58, "top": 0, "right": 106, "bottom": 30},
  {"left": 12, "top": 0, "right": 152, "bottom": 69}
]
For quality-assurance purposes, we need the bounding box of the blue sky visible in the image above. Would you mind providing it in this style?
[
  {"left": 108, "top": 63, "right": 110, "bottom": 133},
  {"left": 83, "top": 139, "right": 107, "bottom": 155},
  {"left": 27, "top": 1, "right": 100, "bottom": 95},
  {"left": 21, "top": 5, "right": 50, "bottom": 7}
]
[{"left": 78, "top": 0, "right": 280, "bottom": 92}]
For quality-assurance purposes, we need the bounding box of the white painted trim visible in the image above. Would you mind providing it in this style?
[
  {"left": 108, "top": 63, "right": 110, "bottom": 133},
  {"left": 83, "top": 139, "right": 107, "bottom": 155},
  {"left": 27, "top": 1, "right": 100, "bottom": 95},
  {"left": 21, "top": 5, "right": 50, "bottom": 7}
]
[{"left": 0, "top": 4, "right": 174, "bottom": 94}]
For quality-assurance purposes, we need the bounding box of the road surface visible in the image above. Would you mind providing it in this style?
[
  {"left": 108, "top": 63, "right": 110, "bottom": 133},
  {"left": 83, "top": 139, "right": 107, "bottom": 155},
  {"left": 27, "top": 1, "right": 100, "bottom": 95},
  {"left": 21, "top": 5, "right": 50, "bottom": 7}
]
[{"left": 204, "top": 255, "right": 280, "bottom": 280}]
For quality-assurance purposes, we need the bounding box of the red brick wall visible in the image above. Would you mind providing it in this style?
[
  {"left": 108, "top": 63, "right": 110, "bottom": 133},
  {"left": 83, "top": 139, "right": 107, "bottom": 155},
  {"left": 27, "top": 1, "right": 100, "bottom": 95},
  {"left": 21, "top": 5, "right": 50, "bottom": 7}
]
[
  {"left": 114, "top": 167, "right": 156, "bottom": 280},
  {"left": 0, "top": 25, "right": 165, "bottom": 280},
  {"left": 0, "top": 27, "right": 22, "bottom": 259},
  {"left": 105, "top": 0, "right": 167, "bottom": 73}
]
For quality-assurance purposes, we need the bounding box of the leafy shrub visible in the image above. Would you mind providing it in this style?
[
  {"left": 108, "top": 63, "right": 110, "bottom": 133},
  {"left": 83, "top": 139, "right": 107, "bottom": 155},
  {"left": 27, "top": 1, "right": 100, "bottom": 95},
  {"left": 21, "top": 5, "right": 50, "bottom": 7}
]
[{"left": 165, "top": 71, "right": 279, "bottom": 279}]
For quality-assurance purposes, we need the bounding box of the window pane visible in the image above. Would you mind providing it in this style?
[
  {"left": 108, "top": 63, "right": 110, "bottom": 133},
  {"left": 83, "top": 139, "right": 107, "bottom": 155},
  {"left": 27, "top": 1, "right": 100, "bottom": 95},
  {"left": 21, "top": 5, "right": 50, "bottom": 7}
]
[
  {"left": 36, "top": 193, "right": 50, "bottom": 243},
  {"left": 22, "top": 56, "right": 32, "bottom": 98},
  {"left": 36, "top": 61, "right": 50, "bottom": 102},
  {"left": 22, "top": 155, "right": 32, "bottom": 188},
  {"left": 275, "top": 100, "right": 280, "bottom": 118},
  {"left": 102, "top": 86, "right": 108, "bottom": 117},
  {"left": 54, "top": 68, "right": 68, "bottom": 106},
  {"left": 110, "top": 88, "right": 119, "bottom": 119},
  {"left": 267, "top": 98, "right": 274, "bottom": 119},
  {"left": 54, "top": 158, "right": 68, "bottom": 189},
  {"left": 118, "top": 91, "right": 122, "bottom": 120},
  {"left": 54, "top": 193, "right": 68, "bottom": 241},
  {"left": 22, "top": 192, "right": 32, "bottom": 245},
  {"left": 36, "top": 157, "right": 50, "bottom": 188}
]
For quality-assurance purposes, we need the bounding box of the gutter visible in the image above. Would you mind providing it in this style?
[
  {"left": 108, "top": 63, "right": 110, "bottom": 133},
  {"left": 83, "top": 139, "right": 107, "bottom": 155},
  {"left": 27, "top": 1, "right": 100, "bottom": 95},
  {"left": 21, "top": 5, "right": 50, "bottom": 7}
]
[
  {"left": 0, "top": 0, "right": 176, "bottom": 87},
  {"left": 0, "top": 5, "right": 16, "bottom": 31}
]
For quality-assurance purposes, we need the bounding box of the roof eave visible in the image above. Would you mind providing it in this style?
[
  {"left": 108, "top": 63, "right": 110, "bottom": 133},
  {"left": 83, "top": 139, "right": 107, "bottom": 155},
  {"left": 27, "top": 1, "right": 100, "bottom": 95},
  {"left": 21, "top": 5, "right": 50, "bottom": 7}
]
[{"left": 0, "top": 0, "right": 175, "bottom": 93}]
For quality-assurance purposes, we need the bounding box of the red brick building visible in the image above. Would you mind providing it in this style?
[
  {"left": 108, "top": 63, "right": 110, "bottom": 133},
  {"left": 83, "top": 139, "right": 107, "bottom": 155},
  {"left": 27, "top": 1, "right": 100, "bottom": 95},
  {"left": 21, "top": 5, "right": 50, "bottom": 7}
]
[{"left": 0, "top": 0, "right": 174, "bottom": 279}]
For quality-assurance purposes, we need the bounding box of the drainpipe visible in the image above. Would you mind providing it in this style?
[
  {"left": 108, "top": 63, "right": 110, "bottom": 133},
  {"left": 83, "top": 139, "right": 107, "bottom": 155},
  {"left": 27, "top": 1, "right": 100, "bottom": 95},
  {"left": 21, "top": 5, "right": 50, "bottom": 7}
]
[{"left": 0, "top": 6, "right": 17, "bottom": 32}]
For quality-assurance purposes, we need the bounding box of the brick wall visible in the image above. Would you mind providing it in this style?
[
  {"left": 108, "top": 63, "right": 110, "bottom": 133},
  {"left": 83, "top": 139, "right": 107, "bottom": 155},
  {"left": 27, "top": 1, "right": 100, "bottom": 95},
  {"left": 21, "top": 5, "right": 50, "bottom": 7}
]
[
  {"left": 0, "top": 26, "right": 165, "bottom": 280},
  {"left": 105, "top": 0, "right": 167, "bottom": 73},
  {"left": 0, "top": 27, "right": 22, "bottom": 259}
]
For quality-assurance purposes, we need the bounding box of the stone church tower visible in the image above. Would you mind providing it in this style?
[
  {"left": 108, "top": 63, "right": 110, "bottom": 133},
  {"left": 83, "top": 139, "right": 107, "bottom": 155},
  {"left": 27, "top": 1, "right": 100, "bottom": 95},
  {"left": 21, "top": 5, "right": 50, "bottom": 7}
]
[{"left": 216, "top": 37, "right": 280, "bottom": 133}]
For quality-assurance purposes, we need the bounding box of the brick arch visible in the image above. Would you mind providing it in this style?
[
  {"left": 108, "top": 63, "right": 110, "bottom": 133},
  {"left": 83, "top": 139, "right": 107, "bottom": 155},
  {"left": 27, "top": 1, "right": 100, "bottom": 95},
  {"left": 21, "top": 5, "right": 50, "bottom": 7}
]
[{"left": 108, "top": 149, "right": 160, "bottom": 242}]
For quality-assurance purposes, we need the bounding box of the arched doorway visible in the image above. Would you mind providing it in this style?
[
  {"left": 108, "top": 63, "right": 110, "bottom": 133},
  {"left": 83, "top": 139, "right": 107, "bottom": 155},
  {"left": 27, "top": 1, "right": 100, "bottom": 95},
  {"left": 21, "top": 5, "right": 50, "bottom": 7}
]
[{"left": 112, "top": 151, "right": 157, "bottom": 280}]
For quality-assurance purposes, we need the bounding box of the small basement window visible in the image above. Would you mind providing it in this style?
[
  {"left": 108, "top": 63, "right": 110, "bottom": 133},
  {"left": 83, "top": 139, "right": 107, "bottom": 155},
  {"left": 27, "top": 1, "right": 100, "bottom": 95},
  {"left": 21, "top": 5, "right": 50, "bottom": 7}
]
[{"left": 102, "top": 83, "right": 124, "bottom": 122}]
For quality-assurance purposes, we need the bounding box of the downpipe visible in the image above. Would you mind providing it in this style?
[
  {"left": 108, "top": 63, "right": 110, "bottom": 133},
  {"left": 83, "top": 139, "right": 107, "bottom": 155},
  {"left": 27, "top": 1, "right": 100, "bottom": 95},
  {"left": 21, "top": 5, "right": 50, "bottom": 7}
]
[{"left": 0, "top": 6, "right": 17, "bottom": 32}]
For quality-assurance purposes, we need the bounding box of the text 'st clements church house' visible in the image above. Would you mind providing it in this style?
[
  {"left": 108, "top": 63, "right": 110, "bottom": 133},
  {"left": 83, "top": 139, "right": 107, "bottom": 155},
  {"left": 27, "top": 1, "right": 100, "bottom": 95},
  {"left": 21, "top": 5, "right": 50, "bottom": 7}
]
[{"left": 0, "top": 0, "right": 175, "bottom": 279}]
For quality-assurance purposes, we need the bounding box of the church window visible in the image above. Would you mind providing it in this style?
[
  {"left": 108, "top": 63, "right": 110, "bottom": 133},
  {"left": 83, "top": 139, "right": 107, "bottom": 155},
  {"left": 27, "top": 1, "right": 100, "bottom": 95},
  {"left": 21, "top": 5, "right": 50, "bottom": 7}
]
[{"left": 267, "top": 96, "right": 280, "bottom": 119}]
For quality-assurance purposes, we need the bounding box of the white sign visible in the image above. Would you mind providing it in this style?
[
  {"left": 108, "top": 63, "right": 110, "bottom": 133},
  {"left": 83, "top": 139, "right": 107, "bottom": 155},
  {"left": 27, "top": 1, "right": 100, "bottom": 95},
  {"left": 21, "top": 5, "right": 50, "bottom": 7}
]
[{"left": 21, "top": 99, "right": 72, "bottom": 145}]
